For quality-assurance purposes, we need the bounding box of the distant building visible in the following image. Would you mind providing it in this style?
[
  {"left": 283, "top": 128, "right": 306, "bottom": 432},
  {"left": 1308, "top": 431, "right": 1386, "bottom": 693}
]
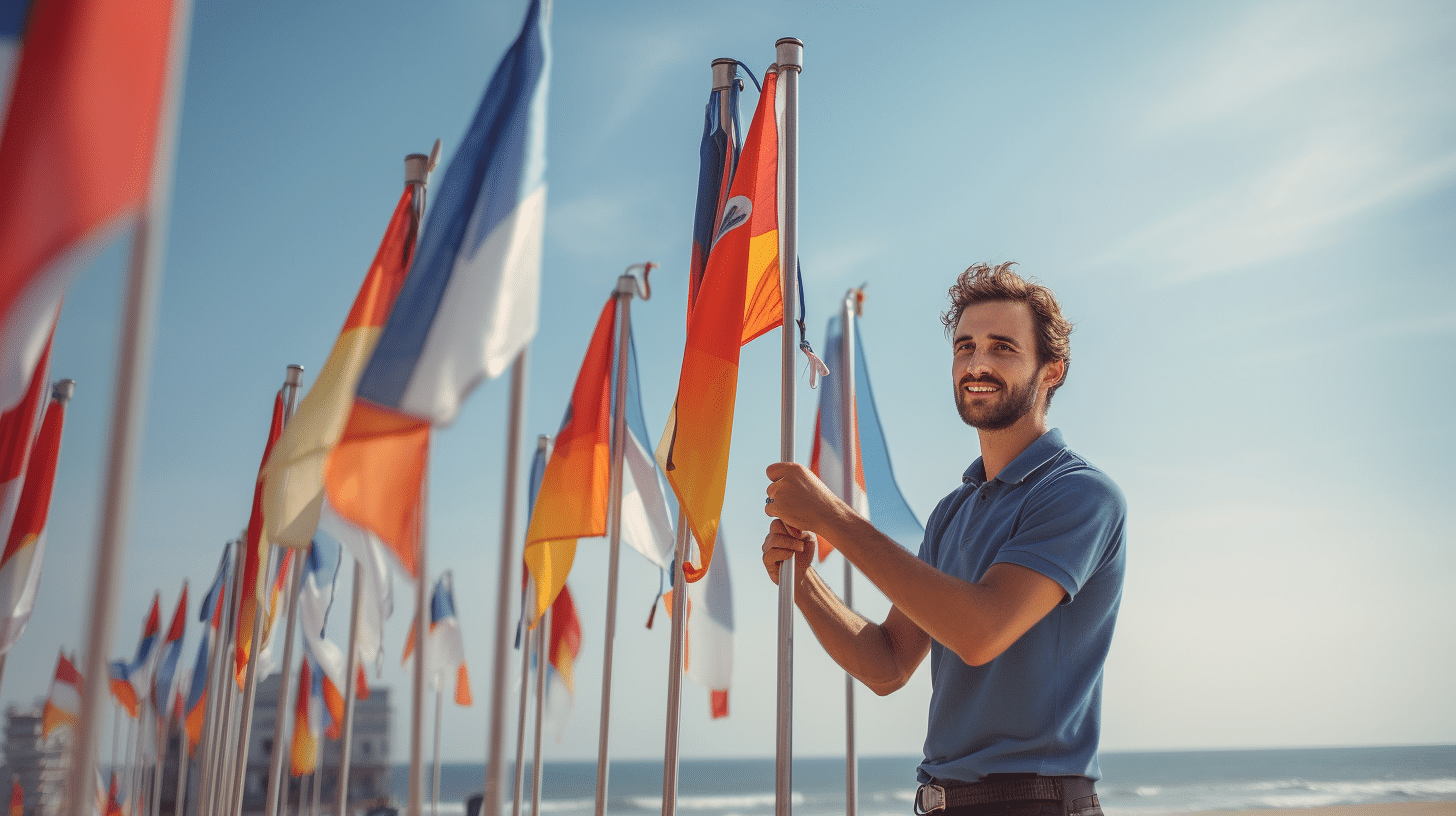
[
  {"left": 2, "top": 676, "right": 391, "bottom": 816},
  {"left": 0, "top": 705, "right": 67, "bottom": 816}
]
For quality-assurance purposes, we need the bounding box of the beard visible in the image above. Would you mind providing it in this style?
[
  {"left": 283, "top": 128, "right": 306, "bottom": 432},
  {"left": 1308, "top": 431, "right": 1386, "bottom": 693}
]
[{"left": 954, "top": 371, "right": 1040, "bottom": 430}]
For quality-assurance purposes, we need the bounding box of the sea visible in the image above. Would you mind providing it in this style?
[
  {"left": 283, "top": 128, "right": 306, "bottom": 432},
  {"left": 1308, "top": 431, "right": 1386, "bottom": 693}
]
[{"left": 388, "top": 745, "right": 1456, "bottom": 816}]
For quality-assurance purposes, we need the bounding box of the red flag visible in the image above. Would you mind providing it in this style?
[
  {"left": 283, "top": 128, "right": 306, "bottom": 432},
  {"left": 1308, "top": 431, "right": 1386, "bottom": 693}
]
[
  {"left": 0, "top": 330, "right": 51, "bottom": 549},
  {"left": 547, "top": 584, "right": 582, "bottom": 693},
  {"left": 521, "top": 298, "right": 617, "bottom": 623},
  {"left": 236, "top": 391, "right": 285, "bottom": 684},
  {"left": 41, "top": 651, "right": 82, "bottom": 739},
  {"left": 658, "top": 67, "right": 783, "bottom": 582},
  {"left": 0, "top": 0, "right": 177, "bottom": 413},
  {"left": 0, "top": 377, "right": 68, "bottom": 653},
  {"left": 10, "top": 777, "right": 21, "bottom": 816}
]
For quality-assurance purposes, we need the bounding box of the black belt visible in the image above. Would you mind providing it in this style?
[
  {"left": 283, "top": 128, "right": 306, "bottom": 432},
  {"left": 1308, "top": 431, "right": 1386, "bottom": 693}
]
[{"left": 915, "top": 776, "right": 1097, "bottom": 814}]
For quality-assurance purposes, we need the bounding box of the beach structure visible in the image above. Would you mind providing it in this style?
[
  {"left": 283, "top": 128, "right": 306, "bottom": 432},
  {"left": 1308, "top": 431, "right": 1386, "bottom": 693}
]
[
  {"left": 0, "top": 706, "right": 67, "bottom": 816},
  {"left": 153, "top": 675, "right": 391, "bottom": 816}
]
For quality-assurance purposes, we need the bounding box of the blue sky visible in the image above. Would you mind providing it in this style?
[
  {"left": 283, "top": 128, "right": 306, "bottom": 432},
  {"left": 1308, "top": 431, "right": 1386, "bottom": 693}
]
[{"left": 4, "top": 0, "right": 1454, "bottom": 768}]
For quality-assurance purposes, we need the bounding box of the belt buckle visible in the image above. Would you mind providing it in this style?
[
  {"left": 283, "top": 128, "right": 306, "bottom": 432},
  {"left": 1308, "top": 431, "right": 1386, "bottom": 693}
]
[{"left": 916, "top": 783, "right": 947, "bottom": 815}]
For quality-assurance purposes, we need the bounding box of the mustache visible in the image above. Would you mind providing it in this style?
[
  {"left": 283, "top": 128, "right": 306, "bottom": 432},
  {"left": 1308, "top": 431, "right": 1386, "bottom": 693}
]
[{"left": 959, "top": 373, "right": 1005, "bottom": 389}]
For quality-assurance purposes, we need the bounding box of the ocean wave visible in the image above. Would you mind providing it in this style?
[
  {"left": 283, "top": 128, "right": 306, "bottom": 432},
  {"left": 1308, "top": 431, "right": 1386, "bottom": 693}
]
[{"left": 621, "top": 792, "right": 806, "bottom": 811}]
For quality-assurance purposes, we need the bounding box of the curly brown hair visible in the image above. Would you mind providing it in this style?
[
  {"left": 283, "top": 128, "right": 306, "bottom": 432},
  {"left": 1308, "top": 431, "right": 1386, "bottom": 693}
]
[{"left": 942, "top": 261, "right": 1073, "bottom": 404}]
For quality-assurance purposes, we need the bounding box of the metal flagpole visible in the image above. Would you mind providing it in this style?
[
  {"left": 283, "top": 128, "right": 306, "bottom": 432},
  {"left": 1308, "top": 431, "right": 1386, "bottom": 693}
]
[
  {"left": 773, "top": 36, "right": 804, "bottom": 816},
  {"left": 330, "top": 149, "right": 428, "bottom": 816},
  {"left": 202, "top": 540, "right": 245, "bottom": 816},
  {"left": 232, "top": 364, "right": 305, "bottom": 816},
  {"left": 838, "top": 291, "right": 858, "bottom": 816},
  {"left": 150, "top": 715, "right": 165, "bottom": 816},
  {"left": 511, "top": 574, "right": 536, "bottom": 816},
  {"left": 661, "top": 54, "right": 740, "bottom": 816},
  {"left": 593, "top": 267, "right": 650, "bottom": 816},
  {"left": 265, "top": 538, "right": 311, "bottom": 816},
  {"left": 659, "top": 513, "right": 690, "bottom": 816},
  {"left": 334, "top": 561, "right": 364, "bottom": 816},
  {"left": 63, "top": 0, "right": 193, "bottom": 812},
  {"left": 530, "top": 606, "right": 548, "bottom": 816},
  {"left": 310, "top": 753, "right": 322, "bottom": 816},
  {"left": 432, "top": 679, "right": 444, "bottom": 816},
  {"left": 409, "top": 488, "right": 429, "bottom": 816},
  {"left": 482, "top": 347, "right": 529, "bottom": 816}
]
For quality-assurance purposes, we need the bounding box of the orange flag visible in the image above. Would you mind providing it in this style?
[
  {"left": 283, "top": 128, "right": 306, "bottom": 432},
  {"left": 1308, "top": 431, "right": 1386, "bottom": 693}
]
[
  {"left": 235, "top": 391, "right": 285, "bottom": 683},
  {"left": 658, "top": 67, "right": 783, "bottom": 581},
  {"left": 520, "top": 298, "right": 617, "bottom": 623}
]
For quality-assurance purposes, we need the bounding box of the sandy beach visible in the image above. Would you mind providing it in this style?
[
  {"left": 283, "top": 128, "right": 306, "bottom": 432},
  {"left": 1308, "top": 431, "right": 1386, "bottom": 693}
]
[{"left": 1197, "top": 804, "right": 1456, "bottom": 816}]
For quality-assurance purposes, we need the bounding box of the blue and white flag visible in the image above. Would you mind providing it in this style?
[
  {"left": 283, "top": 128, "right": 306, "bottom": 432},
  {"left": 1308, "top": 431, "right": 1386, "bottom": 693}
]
[{"left": 356, "top": 0, "right": 552, "bottom": 424}]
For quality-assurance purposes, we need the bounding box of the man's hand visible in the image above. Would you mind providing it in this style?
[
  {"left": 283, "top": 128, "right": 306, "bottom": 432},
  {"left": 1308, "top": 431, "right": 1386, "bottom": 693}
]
[
  {"left": 764, "top": 462, "right": 844, "bottom": 534},
  {"left": 761, "top": 519, "right": 815, "bottom": 586}
]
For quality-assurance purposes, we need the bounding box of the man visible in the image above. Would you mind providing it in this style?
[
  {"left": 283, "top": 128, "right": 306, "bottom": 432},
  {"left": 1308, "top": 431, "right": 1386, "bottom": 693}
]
[{"left": 763, "top": 262, "right": 1125, "bottom": 816}]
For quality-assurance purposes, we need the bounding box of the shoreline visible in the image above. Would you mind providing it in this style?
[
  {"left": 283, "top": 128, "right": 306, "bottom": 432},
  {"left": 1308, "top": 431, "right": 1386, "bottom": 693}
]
[{"left": 1192, "top": 804, "right": 1456, "bottom": 816}]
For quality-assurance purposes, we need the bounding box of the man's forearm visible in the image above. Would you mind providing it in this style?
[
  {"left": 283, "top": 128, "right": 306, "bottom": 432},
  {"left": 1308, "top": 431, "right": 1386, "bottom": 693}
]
[{"left": 794, "top": 566, "right": 916, "bottom": 695}]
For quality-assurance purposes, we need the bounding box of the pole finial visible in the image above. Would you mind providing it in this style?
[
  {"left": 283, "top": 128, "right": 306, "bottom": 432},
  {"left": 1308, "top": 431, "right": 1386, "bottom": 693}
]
[
  {"left": 285, "top": 364, "right": 304, "bottom": 387},
  {"left": 52, "top": 379, "right": 76, "bottom": 404},
  {"left": 711, "top": 58, "right": 737, "bottom": 91},
  {"left": 405, "top": 153, "right": 429, "bottom": 185},
  {"left": 618, "top": 263, "right": 654, "bottom": 300},
  {"left": 775, "top": 38, "right": 803, "bottom": 71}
]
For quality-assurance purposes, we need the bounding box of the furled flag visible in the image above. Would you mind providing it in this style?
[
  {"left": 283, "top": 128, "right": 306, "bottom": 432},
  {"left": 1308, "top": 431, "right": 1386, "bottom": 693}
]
[
  {"left": 262, "top": 185, "right": 421, "bottom": 551},
  {"left": 543, "top": 582, "right": 581, "bottom": 740},
  {"left": 236, "top": 391, "right": 284, "bottom": 684},
  {"left": 251, "top": 544, "right": 296, "bottom": 680},
  {"left": 289, "top": 657, "right": 325, "bottom": 777},
  {"left": 108, "top": 593, "right": 160, "bottom": 718},
  {"left": 296, "top": 531, "right": 369, "bottom": 738},
  {"left": 618, "top": 334, "right": 676, "bottom": 571},
  {"left": 150, "top": 583, "right": 187, "bottom": 720},
  {"left": 41, "top": 651, "right": 81, "bottom": 739},
  {"left": 326, "top": 0, "right": 552, "bottom": 576},
  {"left": 686, "top": 63, "right": 742, "bottom": 314},
  {"left": 0, "top": 330, "right": 50, "bottom": 550},
  {"left": 183, "top": 584, "right": 223, "bottom": 753},
  {"left": 318, "top": 503, "right": 391, "bottom": 678},
  {"left": 402, "top": 570, "right": 472, "bottom": 706},
  {"left": 0, "top": 0, "right": 177, "bottom": 417},
  {"left": 662, "top": 527, "right": 734, "bottom": 718},
  {"left": 810, "top": 304, "right": 924, "bottom": 559},
  {"left": 657, "top": 66, "right": 785, "bottom": 582},
  {"left": 0, "top": 377, "right": 70, "bottom": 654},
  {"left": 10, "top": 775, "right": 21, "bottom": 816},
  {"left": 521, "top": 298, "right": 615, "bottom": 624}
]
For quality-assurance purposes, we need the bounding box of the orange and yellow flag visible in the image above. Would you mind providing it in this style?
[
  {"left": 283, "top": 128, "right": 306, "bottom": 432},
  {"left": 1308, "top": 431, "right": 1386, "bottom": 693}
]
[
  {"left": 658, "top": 67, "right": 783, "bottom": 581},
  {"left": 521, "top": 298, "right": 618, "bottom": 624}
]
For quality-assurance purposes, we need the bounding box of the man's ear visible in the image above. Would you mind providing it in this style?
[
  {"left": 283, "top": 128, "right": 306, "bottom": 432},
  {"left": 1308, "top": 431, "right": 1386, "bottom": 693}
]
[{"left": 1041, "top": 359, "right": 1067, "bottom": 390}]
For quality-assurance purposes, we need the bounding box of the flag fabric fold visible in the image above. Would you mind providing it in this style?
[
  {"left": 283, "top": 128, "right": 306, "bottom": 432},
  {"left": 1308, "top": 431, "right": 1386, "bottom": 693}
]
[
  {"left": 289, "top": 657, "right": 324, "bottom": 777},
  {"left": 110, "top": 593, "right": 160, "bottom": 716},
  {"left": 810, "top": 309, "right": 924, "bottom": 558},
  {"left": 41, "top": 651, "right": 81, "bottom": 739},
  {"left": 236, "top": 391, "right": 285, "bottom": 684},
  {"left": 318, "top": 502, "right": 391, "bottom": 677},
  {"left": 0, "top": 376, "right": 68, "bottom": 653},
  {"left": 543, "top": 582, "right": 581, "bottom": 740},
  {"left": 658, "top": 67, "right": 783, "bottom": 583},
  {"left": 326, "top": 0, "right": 552, "bottom": 577},
  {"left": 618, "top": 334, "right": 676, "bottom": 570},
  {"left": 687, "top": 70, "right": 741, "bottom": 312},
  {"left": 0, "top": 0, "right": 176, "bottom": 413},
  {"left": 263, "top": 186, "right": 420, "bottom": 551},
  {"left": 0, "top": 328, "right": 51, "bottom": 548},
  {"left": 521, "top": 297, "right": 615, "bottom": 624},
  {"left": 150, "top": 583, "right": 187, "bottom": 720},
  {"left": 183, "top": 585, "right": 223, "bottom": 753}
]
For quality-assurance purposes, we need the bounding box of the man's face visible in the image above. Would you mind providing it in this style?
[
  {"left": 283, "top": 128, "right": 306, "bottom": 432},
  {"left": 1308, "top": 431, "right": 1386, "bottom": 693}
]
[{"left": 950, "top": 300, "right": 1052, "bottom": 430}]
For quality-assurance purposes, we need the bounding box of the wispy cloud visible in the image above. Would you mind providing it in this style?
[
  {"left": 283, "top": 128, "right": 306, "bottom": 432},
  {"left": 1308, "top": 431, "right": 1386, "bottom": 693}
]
[{"left": 1097, "top": 2, "right": 1456, "bottom": 281}]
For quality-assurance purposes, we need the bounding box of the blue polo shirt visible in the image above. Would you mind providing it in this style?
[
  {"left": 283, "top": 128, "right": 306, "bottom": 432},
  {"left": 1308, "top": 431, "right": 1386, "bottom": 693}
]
[{"left": 916, "top": 429, "right": 1125, "bottom": 784}]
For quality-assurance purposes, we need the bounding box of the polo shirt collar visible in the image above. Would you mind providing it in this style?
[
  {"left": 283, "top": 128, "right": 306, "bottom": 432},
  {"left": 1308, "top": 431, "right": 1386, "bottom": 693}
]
[{"left": 959, "top": 428, "right": 1067, "bottom": 487}]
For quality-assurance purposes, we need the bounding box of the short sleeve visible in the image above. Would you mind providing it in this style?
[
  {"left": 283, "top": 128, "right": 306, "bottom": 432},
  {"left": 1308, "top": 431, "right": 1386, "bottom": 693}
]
[{"left": 993, "top": 469, "right": 1125, "bottom": 599}]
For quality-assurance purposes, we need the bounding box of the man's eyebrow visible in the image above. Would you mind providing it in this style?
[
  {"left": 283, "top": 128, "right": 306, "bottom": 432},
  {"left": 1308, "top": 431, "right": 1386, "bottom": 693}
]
[{"left": 954, "top": 333, "right": 1022, "bottom": 347}]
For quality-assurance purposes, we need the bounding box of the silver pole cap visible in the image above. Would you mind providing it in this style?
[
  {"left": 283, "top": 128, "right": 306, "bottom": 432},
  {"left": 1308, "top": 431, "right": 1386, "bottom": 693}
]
[
  {"left": 711, "top": 58, "right": 737, "bottom": 90},
  {"left": 285, "top": 364, "right": 304, "bottom": 387},
  {"left": 405, "top": 153, "right": 429, "bottom": 185},
  {"left": 775, "top": 38, "right": 803, "bottom": 71}
]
